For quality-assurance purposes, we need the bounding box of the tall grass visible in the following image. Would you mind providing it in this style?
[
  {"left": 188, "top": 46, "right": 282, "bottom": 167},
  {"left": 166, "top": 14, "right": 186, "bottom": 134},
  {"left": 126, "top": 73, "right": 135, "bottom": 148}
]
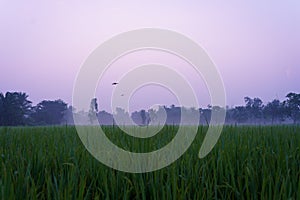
[{"left": 0, "top": 125, "right": 299, "bottom": 199}]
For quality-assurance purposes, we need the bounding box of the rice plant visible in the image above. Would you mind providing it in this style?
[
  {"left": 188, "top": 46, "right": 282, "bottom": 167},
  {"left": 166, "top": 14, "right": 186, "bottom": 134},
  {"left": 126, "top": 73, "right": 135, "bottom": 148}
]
[{"left": 0, "top": 125, "right": 299, "bottom": 199}]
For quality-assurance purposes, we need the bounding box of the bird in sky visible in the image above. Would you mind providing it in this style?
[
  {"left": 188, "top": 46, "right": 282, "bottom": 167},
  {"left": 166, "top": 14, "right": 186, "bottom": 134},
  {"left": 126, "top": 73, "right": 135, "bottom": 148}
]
[{"left": 112, "top": 82, "right": 119, "bottom": 85}]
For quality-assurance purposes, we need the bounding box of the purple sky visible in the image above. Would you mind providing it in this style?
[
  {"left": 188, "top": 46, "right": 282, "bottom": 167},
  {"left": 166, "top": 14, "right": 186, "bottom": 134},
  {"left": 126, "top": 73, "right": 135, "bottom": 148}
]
[{"left": 0, "top": 1, "right": 299, "bottom": 111}]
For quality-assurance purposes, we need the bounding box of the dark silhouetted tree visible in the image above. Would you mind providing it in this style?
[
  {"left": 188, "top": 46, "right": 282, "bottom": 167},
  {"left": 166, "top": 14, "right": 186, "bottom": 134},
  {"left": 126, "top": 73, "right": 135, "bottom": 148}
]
[
  {"left": 0, "top": 92, "right": 32, "bottom": 126},
  {"left": 31, "top": 100, "right": 67, "bottom": 125},
  {"left": 263, "top": 99, "right": 285, "bottom": 124},
  {"left": 252, "top": 98, "right": 264, "bottom": 121},
  {"left": 244, "top": 97, "right": 264, "bottom": 123},
  {"left": 232, "top": 106, "right": 248, "bottom": 124},
  {"left": 284, "top": 92, "right": 300, "bottom": 124}
]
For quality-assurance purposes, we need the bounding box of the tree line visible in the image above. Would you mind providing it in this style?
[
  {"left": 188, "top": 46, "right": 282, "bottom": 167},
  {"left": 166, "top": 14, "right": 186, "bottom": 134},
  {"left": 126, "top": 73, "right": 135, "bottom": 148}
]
[
  {"left": 0, "top": 92, "right": 68, "bottom": 126},
  {"left": 0, "top": 91, "right": 299, "bottom": 126}
]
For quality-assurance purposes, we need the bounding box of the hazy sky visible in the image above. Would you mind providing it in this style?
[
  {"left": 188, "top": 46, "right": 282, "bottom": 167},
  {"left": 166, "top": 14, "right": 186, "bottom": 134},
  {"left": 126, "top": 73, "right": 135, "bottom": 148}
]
[{"left": 0, "top": 1, "right": 299, "bottom": 111}]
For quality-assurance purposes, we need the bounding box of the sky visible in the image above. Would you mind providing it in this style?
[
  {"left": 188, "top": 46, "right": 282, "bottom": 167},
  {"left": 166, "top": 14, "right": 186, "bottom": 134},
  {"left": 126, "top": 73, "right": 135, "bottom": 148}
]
[{"left": 0, "top": 0, "right": 299, "bottom": 112}]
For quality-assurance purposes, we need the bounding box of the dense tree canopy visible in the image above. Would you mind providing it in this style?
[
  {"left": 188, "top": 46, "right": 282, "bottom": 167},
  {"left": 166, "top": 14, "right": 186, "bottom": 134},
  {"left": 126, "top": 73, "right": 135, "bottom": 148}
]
[
  {"left": 31, "top": 100, "right": 67, "bottom": 125},
  {"left": 0, "top": 92, "right": 32, "bottom": 126}
]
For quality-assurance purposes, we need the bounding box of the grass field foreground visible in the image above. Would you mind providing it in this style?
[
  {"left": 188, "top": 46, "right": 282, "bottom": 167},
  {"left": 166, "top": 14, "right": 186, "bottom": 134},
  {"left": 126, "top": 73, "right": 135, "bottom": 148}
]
[{"left": 0, "top": 125, "right": 299, "bottom": 199}]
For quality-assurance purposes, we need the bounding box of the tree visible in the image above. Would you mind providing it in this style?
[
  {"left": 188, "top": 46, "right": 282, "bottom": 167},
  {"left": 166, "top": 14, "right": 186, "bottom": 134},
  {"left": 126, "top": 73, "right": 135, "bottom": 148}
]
[
  {"left": 140, "top": 109, "right": 147, "bottom": 126},
  {"left": 284, "top": 92, "right": 300, "bottom": 124},
  {"left": 263, "top": 99, "right": 285, "bottom": 124},
  {"left": 199, "top": 107, "right": 211, "bottom": 125},
  {"left": 0, "top": 92, "right": 32, "bottom": 126},
  {"left": 148, "top": 108, "right": 157, "bottom": 124},
  {"left": 88, "top": 98, "right": 98, "bottom": 124},
  {"left": 148, "top": 106, "right": 167, "bottom": 126},
  {"left": 166, "top": 105, "right": 181, "bottom": 125},
  {"left": 31, "top": 100, "right": 67, "bottom": 125},
  {"left": 114, "top": 107, "right": 131, "bottom": 125},
  {"left": 244, "top": 97, "right": 253, "bottom": 109},
  {"left": 131, "top": 109, "right": 149, "bottom": 126},
  {"left": 98, "top": 110, "right": 114, "bottom": 125},
  {"left": 252, "top": 98, "right": 264, "bottom": 120},
  {"left": 0, "top": 94, "right": 3, "bottom": 124},
  {"left": 63, "top": 106, "right": 75, "bottom": 125},
  {"left": 244, "top": 97, "right": 264, "bottom": 123},
  {"left": 232, "top": 106, "right": 248, "bottom": 124}
]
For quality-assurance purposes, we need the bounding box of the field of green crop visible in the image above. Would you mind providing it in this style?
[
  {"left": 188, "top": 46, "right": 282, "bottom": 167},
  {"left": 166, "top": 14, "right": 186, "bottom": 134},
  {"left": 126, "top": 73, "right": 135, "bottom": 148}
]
[{"left": 0, "top": 125, "right": 299, "bottom": 199}]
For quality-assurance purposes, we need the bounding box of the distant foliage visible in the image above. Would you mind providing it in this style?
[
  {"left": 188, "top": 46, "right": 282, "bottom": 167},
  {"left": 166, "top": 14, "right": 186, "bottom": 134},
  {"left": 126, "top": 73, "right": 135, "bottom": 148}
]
[{"left": 0, "top": 91, "right": 299, "bottom": 126}]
